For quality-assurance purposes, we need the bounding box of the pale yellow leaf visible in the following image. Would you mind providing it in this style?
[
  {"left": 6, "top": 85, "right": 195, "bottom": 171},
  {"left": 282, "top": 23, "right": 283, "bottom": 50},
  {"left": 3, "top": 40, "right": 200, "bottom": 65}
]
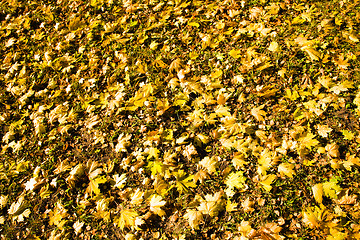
[
  {"left": 268, "top": 41, "right": 279, "bottom": 52},
  {"left": 259, "top": 174, "right": 276, "bottom": 192},
  {"left": 278, "top": 163, "right": 295, "bottom": 178},
  {"left": 117, "top": 209, "right": 138, "bottom": 230},
  {"left": 184, "top": 209, "right": 203, "bottom": 229},
  {"left": 312, "top": 183, "right": 323, "bottom": 204},
  {"left": 150, "top": 195, "right": 166, "bottom": 216}
]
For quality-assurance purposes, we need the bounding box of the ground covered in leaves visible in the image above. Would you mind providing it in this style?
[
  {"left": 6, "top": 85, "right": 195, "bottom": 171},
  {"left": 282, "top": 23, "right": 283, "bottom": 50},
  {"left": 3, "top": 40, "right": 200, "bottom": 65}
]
[{"left": 1, "top": 0, "right": 360, "bottom": 239}]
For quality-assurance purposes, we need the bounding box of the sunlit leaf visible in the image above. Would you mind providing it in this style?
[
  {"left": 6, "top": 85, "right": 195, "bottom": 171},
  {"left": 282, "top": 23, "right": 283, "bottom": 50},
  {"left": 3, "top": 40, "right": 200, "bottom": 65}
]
[
  {"left": 116, "top": 209, "right": 138, "bottom": 230},
  {"left": 149, "top": 194, "right": 166, "bottom": 216}
]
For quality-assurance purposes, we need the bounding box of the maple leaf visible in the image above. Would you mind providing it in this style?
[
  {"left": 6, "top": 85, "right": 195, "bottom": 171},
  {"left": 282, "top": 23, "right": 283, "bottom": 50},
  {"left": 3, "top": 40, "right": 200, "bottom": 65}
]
[
  {"left": 147, "top": 160, "right": 165, "bottom": 176},
  {"left": 49, "top": 202, "right": 68, "bottom": 229},
  {"left": 229, "top": 49, "right": 242, "bottom": 59},
  {"left": 197, "top": 192, "right": 223, "bottom": 217},
  {"left": 73, "top": 221, "right": 84, "bottom": 235},
  {"left": 0, "top": 195, "right": 8, "bottom": 209},
  {"left": 312, "top": 183, "right": 323, "bottom": 204},
  {"left": 232, "top": 153, "right": 248, "bottom": 170},
  {"left": 113, "top": 173, "right": 127, "bottom": 189},
  {"left": 199, "top": 156, "right": 217, "bottom": 174},
  {"left": 115, "top": 133, "right": 132, "bottom": 153},
  {"left": 278, "top": 163, "right": 295, "bottom": 178},
  {"left": 226, "top": 200, "right": 238, "bottom": 212},
  {"left": 130, "top": 188, "right": 144, "bottom": 205},
  {"left": 259, "top": 174, "right": 277, "bottom": 192},
  {"left": 341, "top": 130, "right": 354, "bottom": 140},
  {"left": 268, "top": 41, "right": 279, "bottom": 52},
  {"left": 298, "top": 132, "right": 319, "bottom": 150},
  {"left": 317, "top": 125, "right": 332, "bottom": 138},
  {"left": 173, "top": 170, "right": 196, "bottom": 194},
  {"left": 322, "top": 180, "right": 341, "bottom": 199},
  {"left": 302, "top": 205, "right": 331, "bottom": 229},
  {"left": 343, "top": 154, "right": 360, "bottom": 171},
  {"left": 333, "top": 55, "right": 349, "bottom": 70},
  {"left": 184, "top": 209, "right": 203, "bottom": 229},
  {"left": 117, "top": 209, "right": 138, "bottom": 230},
  {"left": 86, "top": 176, "right": 107, "bottom": 196},
  {"left": 8, "top": 196, "right": 26, "bottom": 216},
  {"left": 302, "top": 46, "right": 321, "bottom": 61},
  {"left": 251, "top": 105, "right": 266, "bottom": 122},
  {"left": 325, "top": 143, "right": 339, "bottom": 158},
  {"left": 241, "top": 198, "right": 254, "bottom": 213},
  {"left": 258, "top": 149, "right": 277, "bottom": 175},
  {"left": 150, "top": 194, "right": 166, "bottom": 216},
  {"left": 225, "top": 171, "right": 246, "bottom": 190},
  {"left": 24, "top": 177, "right": 38, "bottom": 191},
  {"left": 183, "top": 144, "right": 197, "bottom": 160}
]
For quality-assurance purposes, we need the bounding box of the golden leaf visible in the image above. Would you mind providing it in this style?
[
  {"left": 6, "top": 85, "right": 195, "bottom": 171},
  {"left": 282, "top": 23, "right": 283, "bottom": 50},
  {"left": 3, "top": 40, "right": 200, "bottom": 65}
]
[
  {"left": 259, "top": 174, "right": 276, "bottom": 192},
  {"left": 184, "top": 209, "right": 203, "bottom": 229},
  {"left": 268, "top": 41, "right": 279, "bottom": 52},
  {"left": 117, "top": 209, "right": 138, "bottom": 230},
  {"left": 278, "top": 163, "right": 295, "bottom": 178},
  {"left": 341, "top": 130, "right": 354, "bottom": 140},
  {"left": 225, "top": 171, "right": 246, "bottom": 190},
  {"left": 232, "top": 153, "right": 248, "bottom": 170},
  {"left": 251, "top": 105, "right": 266, "bottom": 122},
  {"left": 241, "top": 198, "right": 254, "bottom": 213},
  {"left": 226, "top": 200, "right": 238, "bottom": 212},
  {"left": 325, "top": 143, "right": 339, "bottom": 158},
  {"left": 197, "top": 192, "right": 223, "bottom": 217},
  {"left": 130, "top": 189, "right": 144, "bottom": 205},
  {"left": 298, "top": 132, "right": 319, "bottom": 150},
  {"left": 229, "top": 49, "right": 242, "bottom": 59},
  {"left": 317, "top": 125, "right": 332, "bottom": 138},
  {"left": 302, "top": 46, "right": 321, "bottom": 61},
  {"left": 323, "top": 180, "right": 341, "bottom": 199},
  {"left": 312, "top": 183, "right": 323, "bottom": 204}
]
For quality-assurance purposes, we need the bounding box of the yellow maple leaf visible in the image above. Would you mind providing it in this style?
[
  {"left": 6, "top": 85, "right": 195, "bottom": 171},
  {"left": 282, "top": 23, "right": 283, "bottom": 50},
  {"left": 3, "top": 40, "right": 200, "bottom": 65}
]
[
  {"left": 49, "top": 202, "right": 68, "bottom": 229},
  {"left": 232, "top": 153, "right": 248, "bottom": 170},
  {"left": 251, "top": 105, "right": 266, "bottom": 122},
  {"left": 341, "top": 130, "right": 354, "bottom": 140},
  {"left": 333, "top": 55, "right": 349, "bottom": 70},
  {"left": 302, "top": 46, "right": 321, "bottom": 61},
  {"left": 317, "top": 125, "right": 332, "bottom": 138},
  {"left": 116, "top": 209, "right": 138, "bottom": 230},
  {"left": 241, "top": 198, "right": 254, "bottom": 213},
  {"left": 147, "top": 147, "right": 160, "bottom": 160},
  {"left": 86, "top": 176, "right": 107, "bottom": 196},
  {"left": 323, "top": 180, "right": 341, "bottom": 199},
  {"left": 226, "top": 200, "right": 238, "bottom": 212},
  {"left": 197, "top": 192, "right": 223, "bottom": 217},
  {"left": 278, "top": 163, "right": 295, "bottom": 178},
  {"left": 229, "top": 49, "right": 242, "bottom": 59},
  {"left": 149, "top": 194, "right": 166, "bottom": 216},
  {"left": 225, "top": 171, "right": 246, "bottom": 190},
  {"left": 268, "top": 41, "right": 279, "bottom": 52},
  {"left": 199, "top": 156, "right": 217, "bottom": 174},
  {"left": 325, "top": 143, "right": 339, "bottom": 158},
  {"left": 312, "top": 183, "right": 323, "bottom": 204},
  {"left": 259, "top": 174, "right": 276, "bottom": 192},
  {"left": 183, "top": 209, "right": 203, "bottom": 229},
  {"left": 130, "top": 188, "right": 144, "bottom": 205},
  {"left": 298, "top": 132, "right": 319, "bottom": 149},
  {"left": 210, "top": 68, "right": 223, "bottom": 79},
  {"left": 174, "top": 170, "right": 196, "bottom": 193},
  {"left": 302, "top": 205, "right": 330, "bottom": 229}
]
